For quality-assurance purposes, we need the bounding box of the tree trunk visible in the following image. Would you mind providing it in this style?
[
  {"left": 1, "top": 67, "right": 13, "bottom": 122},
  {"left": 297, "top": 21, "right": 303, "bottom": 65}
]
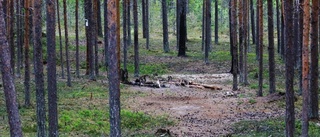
[
  {"left": 257, "top": 0, "right": 263, "bottom": 97},
  {"left": 46, "top": 0, "right": 58, "bottom": 136},
  {"left": 204, "top": 0, "right": 211, "bottom": 64},
  {"left": 276, "top": 0, "right": 281, "bottom": 54},
  {"left": 63, "top": 0, "right": 72, "bottom": 87},
  {"left": 238, "top": 0, "right": 244, "bottom": 83},
  {"left": 93, "top": 0, "right": 99, "bottom": 76},
  {"left": 297, "top": 0, "right": 304, "bottom": 95},
  {"left": 56, "top": 0, "right": 64, "bottom": 78},
  {"left": 268, "top": 0, "right": 276, "bottom": 94},
  {"left": 33, "top": 0, "right": 47, "bottom": 135},
  {"left": 280, "top": 1, "right": 285, "bottom": 59},
  {"left": 202, "top": 0, "right": 205, "bottom": 51},
  {"left": 301, "top": 0, "right": 310, "bottom": 135},
  {"left": 178, "top": 0, "right": 186, "bottom": 57},
  {"left": 133, "top": 0, "right": 139, "bottom": 77},
  {"left": 75, "top": 0, "right": 80, "bottom": 77},
  {"left": 123, "top": 0, "right": 128, "bottom": 70},
  {"left": 85, "top": 0, "right": 96, "bottom": 80},
  {"left": 231, "top": 0, "right": 238, "bottom": 91},
  {"left": 176, "top": 0, "right": 181, "bottom": 50},
  {"left": 250, "top": 0, "right": 255, "bottom": 44},
  {"left": 97, "top": 0, "right": 103, "bottom": 37},
  {"left": 142, "top": 0, "right": 146, "bottom": 38},
  {"left": 162, "top": 0, "right": 169, "bottom": 52},
  {"left": 214, "top": 0, "right": 218, "bottom": 44},
  {"left": 309, "top": 0, "right": 319, "bottom": 119},
  {"left": 243, "top": 0, "right": 249, "bottom": 85},
  {"left": 7, "top": 0, "right": 15, "bottom": 76},
  {"left": 284, "top": 0, "right": 295, "bottom": 136},
  {"left": 107, "top": 0, "right": 121, "bottom": 136},
  {"left": 24, "top": 0, "right": 31, "bottom": 107},
  {"left": 127, "top": 0, "right": 131, "bottom": 46},
  {"left": 16, "top": 0, "right": 22, "bottom": 78},
  {"left": 0, "top": 2, "right": 23, "bottom": 136},
  {"left": 145, "top": 0, "right": 150, "bottom": 50},
  {"left": 104, "top": 0, "right": 109, "bottom": 69}
]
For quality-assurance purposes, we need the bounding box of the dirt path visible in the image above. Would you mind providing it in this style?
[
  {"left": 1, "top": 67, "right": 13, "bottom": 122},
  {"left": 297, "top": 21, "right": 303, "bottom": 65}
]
[{"left": 124, "top": 73, "right": 285, "bottom": 136}]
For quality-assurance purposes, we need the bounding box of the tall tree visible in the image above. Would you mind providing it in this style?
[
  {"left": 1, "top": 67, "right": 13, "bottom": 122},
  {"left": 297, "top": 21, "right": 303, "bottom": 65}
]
[
  {"left": 214, "top": 0, "right": 218, "bottom": 44},
  {"left": 33, "top": 0, "right": 47, "bottom": 135},
  {"left": 133, "top": 0, "right": 139, "bottom": 77},
  {"left": 231, "top": 0, "right": 238, "bottom": 91},
  {"left": 257, "top": 0, "right": 263, "bottom": 97},
  {"left": 177, "top": 0, "right": 187, "bottom": 57},
  {"left": 243, "top": 0, "right": 249, "bottom": 85},
  {"left": 145, "top": 0, "right": 150, "bottom": 50},
  {"left": 297, "top": 0, "right": 304, "bottom": 95},
  {"left": 276, "top": 0, "right": 281, "bottom": 54},
  {"left": 7, "top": 0, "right": 14, "bottom": 75},
  {"left": 238, "top": 0, "right": 244, "bottom": 83},
  {"left": 284, "top": 0, "right": 295, "bottom": 136},
  {"left": 250, "top": 0, "right": 255, "bottom": 44},
  {"left": 162, "top": 0, "right": 169, "bottom": 52},
  {"left": 104, "top": 0, "right": 109, "bottom": 68},
  {"left": 0, "top": 2, "right": 23, "bottom": 136},
  {"left": 123, "top": 0, "right": 128, "bottom": 70},
  {"left": 85, "top": 0, "right": 96, "bottom": 80},
  {"left": 24, "top": 0, "right": 31, "bottom": 107},
  {"left": 63, "top": 0, "right": 72, "bottom": 87},
  {"left": 75, "top": 0, "right": 80, "bottom": 77},
  {"left": 202, "top": 0, "right": 205, "bottom": 51},
  {"left": 97, "top": 0, "right": 103, "bottom": 37},
  {"left": 46, "top": 0, "right": 58, "bottom": 136},
  {"left": 93, "top": 0, "right": 99, "bottom": 76},
  {"left": 204, "top": 0, "right": 211, "bottom": 64},
  {"left": 56, "top": 0, "right": 64, "bottom": 78},
  {"left": 268, "top": 0, "right": 276, "bottom": 94},
  {"left": 301, "top": 0, "right": 310, "bottom": 135},
  {"left": 107, "top": 0, "right": 121, "bottom": 136},
  {"left": 142, "top": 0, "right": 146, "bottom": 38},
  {"left": 16, "top": 0, "right": 22, "bottom": 77},
  {"left": 309, "top": 0, "right": 319, "bottom": 119}
]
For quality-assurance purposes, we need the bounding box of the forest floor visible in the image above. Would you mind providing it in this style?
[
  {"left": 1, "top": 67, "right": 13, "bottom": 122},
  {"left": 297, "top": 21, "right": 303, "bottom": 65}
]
[{"left": 121, "top": 53, "right": 286, "bottom": 136}]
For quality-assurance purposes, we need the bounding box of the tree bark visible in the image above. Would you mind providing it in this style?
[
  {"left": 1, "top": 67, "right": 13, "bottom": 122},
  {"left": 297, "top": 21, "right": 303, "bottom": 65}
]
[
  {"left": 107, "top": 0, "right": 121, "bottom": 136},
  {"left": 85, "top": 0, "right": 96, "bottom": 80},
  {"left": 7, "top": 0, "right": 15, "bottom": 75},
  {"left": 243, "top": 0, "right": 249, "bottom": 85},
  {"left": 214, "top": 0, "right": 218, "bottom": 44},
  {"left": 46, "top": 0, "right": 58, "bottom": 136},
  {"left": 309, "top": 0, "right": 319, "bottom": 119},
  {"left": 257, "top": 0, "right": 263, "bottom": 97},
  {"left": 104, "top": 0, "right": 109, "bottom": 69},
  {"left": 231, "top": 0, "right": 238, "bottom": 91},
  {"left": 204, "top": 0, "right": 211, "bottom": 64},
  {"left": 75, "top": 0, "right": 80, "bottom": 77},
  {"left": 133, "top": 0, "right": 139, "bottom": 77},
  {"left": 178, "top": 0, "right": 186, "bottom": 57},
  {"left": 24, "top": 0, "right": 31, "bottom": 107},
  {"left": 0, "top": 2, "right": 23, "bottom": 136},
  {"left": 16, "top": 0, "right": 22, "bottom": 78},
  {"left": 284, "top": 0, "right": 295, "bottom": 136},
  {"left": 142, "top": 0, "right": 146, "bottom": 38},
  {"left": 250, "top": 0, "right": 255, "bottom": 44},
  {"left": 56, "top": 0, "right": 64, "bottom": 78},
  {"left": 145, "top": 0, "right": 149, "bottom": 50},
  {"left": 268, "top": 0, "right": 276, "bottom": 94},
  {"left": 238, "top": 0, "right": 244, "bottom": 83},
  {"left": 162, "top": 0, "right": 169, "bottom": 52},
  {"left": 123, "top": 0, "right": 128, "bottom": 70},
  {"left": 33, "top": 0, "right": 47, "bottom": 135},
  {"left": 97, "top": 0, "right": 103, "bottom": 37},
  {"left": 63, "top": 0, "right": 72, "bottom": 86},
  {"left": 93, "top": 0, "right": 99, "bottom": 76},
  {"left": 276, "top": 0, "right": 281, "bottom": 54}
]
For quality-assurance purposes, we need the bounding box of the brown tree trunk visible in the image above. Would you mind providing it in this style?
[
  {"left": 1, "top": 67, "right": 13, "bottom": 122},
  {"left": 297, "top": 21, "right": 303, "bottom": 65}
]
[
  {"left": 142, "top": 0, "right": 146, "bottom": 38},
  {"left": 231, "top": 0, "right": 238, "bottom": 91},
  {"left": 75, "top": 0, "right": 80, "bottom": 77},
  {"left": 145, "top": 0, "right": 149, "bottom": 50},
  {"left": 16, "top": 0, "right": 22, "bottom": 78},
  {"left": 243, "top": 0, "right": 249, "bottom": 85},
  {"left": 238, "top": 0, "right": 244, "bottom": 83},
  {"left": 7, "top": 0, "right": 15, "bottom": 75},
  {"left": 104, "top": 0, "right": 109, "bottom": 68},
  {"left": 214, "top": 0, "right": 218, "bottom": 44},
  {"left": 204, "top": 0, "right": 211, "bottom": 64},
  {"left": 123, "top": 0, "right": 128, "bottom": 70},
  {"left": 56, "top": 0, "right": 64, "bottom": 78},
  {"left": 309, "top": 0, "right": 319, "bottom": 120},
  {"left": 276, "top": 0, "right": 281, "bottom": 54},
  {"left": 97, "top": 0, "right": 103, "bottom": 37},
  {"left": 63, "top": 0, "right": 72, "bottom": 86},
  {"left": 0, "top": 2, "right": 23, "bottom": 136},
  {"left": 257, "top": 0, "right": 263, "bottom": 97},
  {"left": 107, "top": 0, "right": 121, "bottom": 136},
  {"left": 46, "top": 0, "right": 58, "bottom": 136},
  {"left": 24, "top": 0, "right": 31, "bottom": 107},
  {"left": 268, "top": 0, "right": 276, "bottom": 94},
  {"left": 162, "top": 0, "right": 169, "bottom": 52},
  {"left": 250, "top": 0, "right": 255, "bottom": 44},
  {"left": 301, "top": 0, "right": 310, "bottom": 135},
  {"left": 93, "top": 0, "right": 99, "bottom": 76},
  {"left": 284, "top": 0, "right": 295, "bottom": 136},
  {"left": 133, "top": 0, "right": 139, "bottom": 77},
  {"left": 178, "top": 0, "right": 187, "bottom": 57}
]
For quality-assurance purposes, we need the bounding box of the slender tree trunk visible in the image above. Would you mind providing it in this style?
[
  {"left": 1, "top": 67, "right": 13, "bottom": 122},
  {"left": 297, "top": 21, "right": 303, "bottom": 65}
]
[
  {"left": 127, "top": 0, "right": 131, "bottom": 46},
  {"left": 250, "top": 0, "right": 255, "bottom": 44},
  {"left": 46, "top": 0, "right": 58, "bottom": 136},
  {"left": 229, "top": 0, "right": 234, "bottom": 73},
  {"left": 104, "top": 0, "right": 109, "bottom": 68},
  {"left": 16, "top": 0, "right": 22, "bottom": 78},
  {"left": 56, "top": 0, "right": 64, "bottom": 78},
  {"left": 7, "top": 0, "right": 15, "bottom": 76},
  {"left": 301, "top": 0, "right": 310, "bottom": 135},
  {"left": 133, "top": 0, "right": 139, "bottom": 77},
  {"left": 214, "top": 0, "right": 218, "bottom": 44},
  {"left": 97, "top": 0, "right": 103, "bottom": 37},
  {"left": 202, "top": 0, "right": 205, "bottom": 51},
  {"left": 238, "top": 0, "right": 244, "bottom": 83},
  {"left": 33, "top": 0, "right": 47, "bottom": 135},
  {"left": 257, "top": 0, "right": 263, "bottom": 97},
  {"left": 176, "top": 0, "right": 180, "bottom": 50},
  {"left": 75, "top": 0, "right": 80, "bottom": 77},
  {"left": 107, "top": 0, "right": 121, "bottom": 136},
  {"left": 231, "top": 0, "right": 238, "bottom": 91},
  {"left": 243, "top": 0, "right": 249, "bottom": 85},
  {"left": 280, "top": 1, "right": 285, "bottom": 59},
  {"left": 63, "top": 0, "right": 72, "bottom": 87},
  {"left": 142, "top": 0, "right": 146, "bottom": 38},
  {"left": 93, "top": 0, "right": 99, "bottom": 76},
  {"left": 284, "top": 0, "right": 295, "bottom": 136},
  {"left": 255, "top": 0, "right": 260, "bottom": 60},
  {"left": 24, "top": 0, "right": 31, "bottom": 107},
  {"left": 309, "top": 0, "right": 319, "bottom": 119},
  {"left": 85, "top": 0, "right": 96, "bottom": 80},
  {"left": 293, "top": 1, "right": 299, "bottom": 67},
  {"left": 268, "top": 0, "right": 276, "bottom": 94},
  {"left": 0, "top": 2, "right": 23, "bottom": 136},
  {"left": 276, "top": 0, "right": 281, "bottom": 54},
  {"left": 297, "top": 0, "right": 304, "bottom": 95},
  {"left": 145, "top": 0, "right": 149, "bottom": 50},
  {"left": 123, "top": 0, "right": 128, "bottom": 70},
  {"left": 162, "top": 0, "right": 169, "bottom": 52},
  {"left": 204, "top": 0, "right": 211, "bottom": 64}
]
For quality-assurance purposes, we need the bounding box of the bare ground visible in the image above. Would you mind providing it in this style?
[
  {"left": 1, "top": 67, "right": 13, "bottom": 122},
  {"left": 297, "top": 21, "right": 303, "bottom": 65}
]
[{"left": 122, "top": 55, "right": 285, "bottom": 136}]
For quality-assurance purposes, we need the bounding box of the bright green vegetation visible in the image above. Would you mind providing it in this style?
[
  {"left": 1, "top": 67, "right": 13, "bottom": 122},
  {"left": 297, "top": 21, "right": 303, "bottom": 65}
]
[{"left": 232, "top": 118, "right": 320, "bottom": 137}]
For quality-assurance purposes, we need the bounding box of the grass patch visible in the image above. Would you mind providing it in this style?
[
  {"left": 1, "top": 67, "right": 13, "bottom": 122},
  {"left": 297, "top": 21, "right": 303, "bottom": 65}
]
[
  {"left": 232, "top": 117, "right": 320, "bottom": 137},
  {"left": 126, "top": 63, "right": 169, "bottom": 75}
]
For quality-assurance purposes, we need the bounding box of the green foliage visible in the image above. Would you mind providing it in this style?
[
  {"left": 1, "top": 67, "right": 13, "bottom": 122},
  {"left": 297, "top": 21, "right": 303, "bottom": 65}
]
[{"left": 232, "top": 118, "right": 320, "bottom": 137}]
